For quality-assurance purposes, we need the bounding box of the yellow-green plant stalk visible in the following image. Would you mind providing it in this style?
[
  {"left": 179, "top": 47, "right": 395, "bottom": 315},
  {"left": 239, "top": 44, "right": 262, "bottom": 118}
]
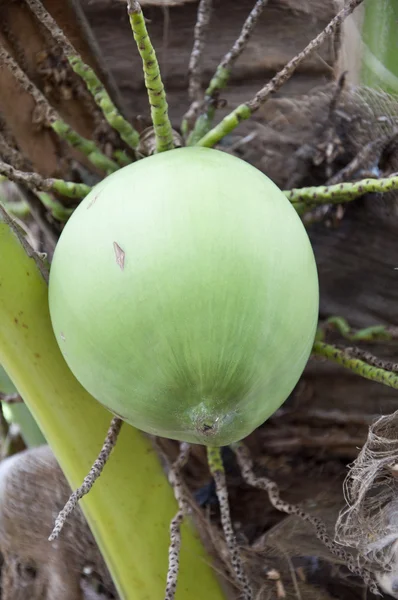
[{"left": 0, "top": 206, "right": 226, "bottom": 600}]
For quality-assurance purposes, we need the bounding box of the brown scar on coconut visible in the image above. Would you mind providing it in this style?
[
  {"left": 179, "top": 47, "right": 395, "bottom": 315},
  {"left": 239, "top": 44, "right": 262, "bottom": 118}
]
[{"left": 0, "top": 445, "right": 118, "bottom": 600}]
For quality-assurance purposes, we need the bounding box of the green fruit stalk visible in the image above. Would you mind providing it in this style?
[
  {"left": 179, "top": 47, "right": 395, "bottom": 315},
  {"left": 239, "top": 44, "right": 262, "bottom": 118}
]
[{"left": 49, "top": 147, "right": 319, "bottom": 446}]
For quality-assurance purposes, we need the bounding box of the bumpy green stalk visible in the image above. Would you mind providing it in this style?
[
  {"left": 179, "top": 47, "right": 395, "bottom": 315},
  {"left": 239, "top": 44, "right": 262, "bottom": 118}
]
[
  {"left": 0, "top": 161, "right": 91, "bottom": 199},
  {"left": 38, "top": 193, "right": 74, "bottom": 222},
  {"left": 0, "top": 44, "right": 119, "bottom": 176},
  {"left": 195, "top": 104, "right": 252, "bottom": 147},
  {"left": 312, "top": 341, "right": 398, "bottom": 389},
  {"left": 285, "top": 174, "right": 398, "bottom": 207},
  {"left": 24, "top": 0, "right": 138, "bottom": 159},
  {"left": 0, "top": 206, "right": 226, "bottom": 600},
  {"left": 51, "top": 120, "right": 119, "bottom": 174},
  {"left": 113, "top": 149, "right": 132, "bottom": 167},
  {"left": 360, "top": 0, "right": 398, "bottom": 95},
  {"left": 67, "top": 57, "right": 140, "bottom": 152},
  {"left": 317, "top": 316, "right": 393, "bottom": 343},
  {"left": 128, "top": 1, "right": 174, "bottom": 153}
]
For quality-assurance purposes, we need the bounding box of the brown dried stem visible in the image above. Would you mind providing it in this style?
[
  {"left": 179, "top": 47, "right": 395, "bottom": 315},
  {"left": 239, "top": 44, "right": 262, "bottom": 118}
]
[
  {"left": 165, "top": 442, "right": 191, "bottom": 600},
  {"left": 207, "top": 446, "right": 253, "bottom": 599},
  {"left": 49, "top": 417, "right": 122, "bottom": 541},
  {"left": 196, "top": 0, "right": 364, "bottom": 148},
  {"left": 0, "top": 160, "right": 91, "bottom": 199},
  {"left": 231, "top": 441, "right": 380, "bottom": 595},
  {"left": 188, "top": 0, "right": 213, "bottom": 102},
  {"left": 186, "top": 0, "right": 269, "bottom": 144}
]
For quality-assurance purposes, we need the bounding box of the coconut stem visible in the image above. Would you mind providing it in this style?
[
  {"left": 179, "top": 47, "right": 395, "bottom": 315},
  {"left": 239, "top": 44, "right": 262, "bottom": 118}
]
[
  {"left": 317, "top": 316, "right": 396, "bottom": 343},
  {"left": 165, "top": 442, "right": 191, "bottom": 600},
  {"left": 49, "top": 417, "right": 123, "bottom": 541},
  {"left": 24, "top": 0, "right": 139, "bottom": 158},
  {"left": 195, "top": 0, "right": 364, "bottom": 148},
  {"left": 0, "top": 161, "right": 91, "bottom": 200},
  {"left": 0, "top": 44, "right": 118, "bottom": 175},
  {"left": 127, "top": 1, "right": 174, "bottom": 153},
  {"left": 231, "top": 441, "right": 380, "bottom": 595},
  {"left": 187, "top": 0, "right": 269, "bottom": 145},
  {"left": 312, "top": 342, "right": 398, "bottom": 389},
  {"left": 207, "top": 446, "right": 253, "bottom": 599},
  {"left": 286, "top": 173, "right": 398, "bottom": 210},
  {"left": 188, "top": 0, "right": 212, "bottom": 103}
]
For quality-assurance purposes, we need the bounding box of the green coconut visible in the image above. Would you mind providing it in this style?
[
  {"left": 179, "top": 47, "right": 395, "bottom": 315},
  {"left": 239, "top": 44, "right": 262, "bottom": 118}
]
[{"left": 49, "top": 147, "right": 319, "bottom": 446}]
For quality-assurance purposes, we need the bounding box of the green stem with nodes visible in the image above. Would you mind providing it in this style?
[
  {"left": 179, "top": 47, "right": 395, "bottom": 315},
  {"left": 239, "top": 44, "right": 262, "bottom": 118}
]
[
  {"left": 195, "top": 0, "right": 364, "bottom": 148},
  {"left": 38, "top": 193, "right": 73, "bottom": 222},
  {"left": 312, "top": 341, "right": 398, "bottom": 389},
  {"left": 24, "top": 0, "right": 138, "bottom": 158},
  {"left": 285, "top": 174, "right": 398, "bottom": 208},
  {"left": 0, "top": 161, "right": 91, "bottom": 200},
  {"left": 0, "top": 44, "right": 119, "bottom": 176},
  {"left": 113, "top": 150, "right": 132, "bottom": 167},
  {"left": 187, "top": 0, "right": 268, "bottom": 145},
  {"left": 51, "top": 120, "right": 118, "bottom": 174},
  {"left": 0, "top": 205, "right": 226, "bottom": 600},
  {"left": 68, "top": 57, "right": 140, "bottom": 153},
  {"left": 127, "top": 1, "right": 174, "bottom": 153},
  {"left": 316, "top": 316, "right": 394, "bottom": 343}
]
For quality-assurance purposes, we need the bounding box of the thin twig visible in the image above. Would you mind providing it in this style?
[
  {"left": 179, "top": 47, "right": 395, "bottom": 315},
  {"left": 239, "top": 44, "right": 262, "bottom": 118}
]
[
  {"left": 208, "top": 0, "right": 268, "bottom": 96},
  {"left": 344, "top": 347, "right": 398, "bottom": 373},
  {"left": 49, "top": 417, "right": 122, "bottom": 541},
  {"left": 207, "top": 446, "right": 253, "bottom": 600},
  {"left": 25, "top": 0, "right": 139, "bottom": 155},
  {"left": 187, "top": 0, "right": 268, "bottom": 145},
  {"left": 165, "top": 442, "right": 191, "bottom": 600},
  {"left": 188, "top": 0, "right": 213, "bottom": 103},
  {"left": 0, "top": 160, "right": 91, "bottom": 199},
  {"left": 326, "top": 134, "right": 396, "bottom": 185},
  {"left": 195, "top": 0, "right": 364, "bottom": 148},
  {"left": 312, "top": 341, "right": 398, "bottom": 389},
  {"left": 231, "top": 441, "right": 380, "bottom": 595},
  {"left": 127, "top": 1, "right": 174, "bottom": 153},
  {"left": 0, "top": 133, "right": 30, "bottom": 171},
  {"left": 0, "top": 44, "right": 118, "bottom": 174},
  {"left": 286, "top": 173, "right": 398, "bottom": 208},
  {"left": 182, "top": 0, "right": 213, "bottom": 135}
]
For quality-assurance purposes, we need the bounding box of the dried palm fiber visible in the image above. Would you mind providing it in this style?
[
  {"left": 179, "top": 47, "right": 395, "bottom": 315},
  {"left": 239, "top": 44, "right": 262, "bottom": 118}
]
[
  {"left": 234, "top": 83, "right": 398, "bottom": 191},
  {"left": 335, "top": 409, "right": 398, "bottom": 574}
]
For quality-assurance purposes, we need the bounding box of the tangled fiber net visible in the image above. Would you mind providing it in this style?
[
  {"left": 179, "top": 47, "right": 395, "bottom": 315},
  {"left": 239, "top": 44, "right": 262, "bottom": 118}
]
[{"left": 335, "top": 409, "right": 398, "bottom": 572}]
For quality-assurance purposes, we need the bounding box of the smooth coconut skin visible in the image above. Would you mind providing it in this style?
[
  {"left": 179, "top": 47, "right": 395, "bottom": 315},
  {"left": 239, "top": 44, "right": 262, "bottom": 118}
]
[{"left": 49, "top": 147, "right": 319, "bottom": 446}]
